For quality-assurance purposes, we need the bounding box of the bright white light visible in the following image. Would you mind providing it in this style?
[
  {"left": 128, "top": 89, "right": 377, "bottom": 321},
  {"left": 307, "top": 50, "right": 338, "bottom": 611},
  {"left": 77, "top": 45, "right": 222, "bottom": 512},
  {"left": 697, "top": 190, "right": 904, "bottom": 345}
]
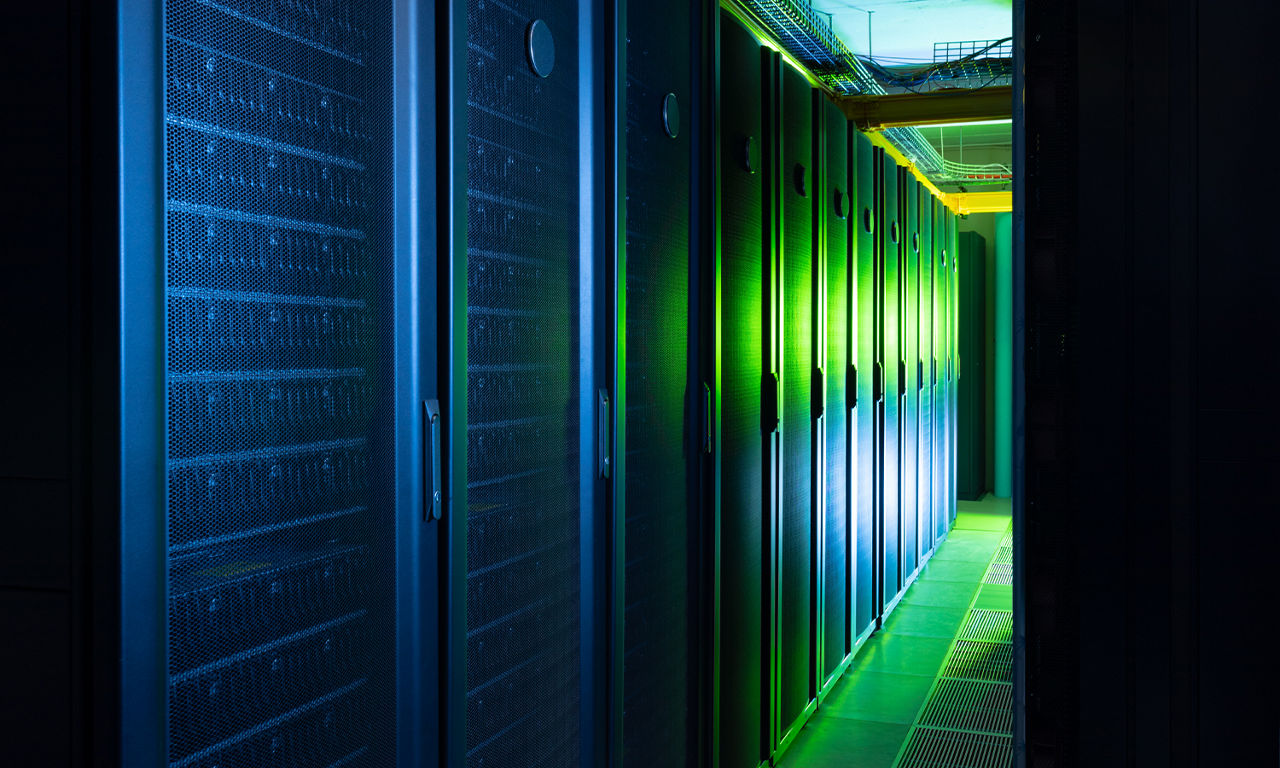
[{"left": 929, "top": 118, "right": 1013, "bottom": 129}]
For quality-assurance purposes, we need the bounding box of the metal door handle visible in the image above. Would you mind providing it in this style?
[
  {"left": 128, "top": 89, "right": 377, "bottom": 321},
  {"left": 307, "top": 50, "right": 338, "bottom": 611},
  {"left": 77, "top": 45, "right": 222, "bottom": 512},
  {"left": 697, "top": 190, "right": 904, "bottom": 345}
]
[
  {"left": 703, "top": 383, "right": 713, "bottom": 454},
  {"left": 424, "top": 399, "right": 442, "bottom": 521},
  {"left": 598, "top": 389, "right": 612, "bottom": 479}
]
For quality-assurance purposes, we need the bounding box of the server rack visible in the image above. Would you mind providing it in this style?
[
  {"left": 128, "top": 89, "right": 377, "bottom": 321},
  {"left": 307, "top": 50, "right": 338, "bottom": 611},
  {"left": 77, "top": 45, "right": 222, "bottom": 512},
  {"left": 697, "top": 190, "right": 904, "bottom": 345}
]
[
  {"left": 716, "top": 13, "right": 768, "bottom": 768},
  {"left": 815, "top": 93, "right": 851, "bottom": 697},
  {"left": 900, "top": 172, "right": 921, "bottom": 580},
  {"left": 111, "top": 2, "right": 439, "bottom": 766},
  {"left": 932, "top": 200, "right": 948, "bottom": 542},
  {"left": 878, "top": 149, "right": 902, "bottom": 613},
  {"left": 948, "top": 211, "right": 960, "bottom": 526},
  {"left": 618, "top": 0, "right": 703, "bottom": 764},
  {"left": 919, "top": 196, "right": 936, "bottom": 552},
  {"left": 852, "top": 132, "right": 879, "bottom": 643},
  {"left": 775, "top": 59, "right": 815, "bottom": 744},
  {"left": 448, "top": 1, "right": 610, "bottom": 766}
]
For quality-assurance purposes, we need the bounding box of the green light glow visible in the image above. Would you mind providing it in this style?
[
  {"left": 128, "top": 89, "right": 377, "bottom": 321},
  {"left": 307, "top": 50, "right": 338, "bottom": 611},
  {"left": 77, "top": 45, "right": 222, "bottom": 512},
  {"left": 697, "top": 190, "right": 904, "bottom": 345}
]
[{"left": 993, "top": 212, "right": 1011, "bottom": 498}]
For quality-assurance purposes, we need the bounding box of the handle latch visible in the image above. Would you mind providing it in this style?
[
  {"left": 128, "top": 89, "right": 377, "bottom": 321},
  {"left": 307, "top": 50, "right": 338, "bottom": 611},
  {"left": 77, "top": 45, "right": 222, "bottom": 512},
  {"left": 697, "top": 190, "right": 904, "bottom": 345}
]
[
  {"left": 598, "top": 389, "right": 612, "bottom": 480},
  {"left": 424, "top": 399, "right": 442, "bottom": 521}
]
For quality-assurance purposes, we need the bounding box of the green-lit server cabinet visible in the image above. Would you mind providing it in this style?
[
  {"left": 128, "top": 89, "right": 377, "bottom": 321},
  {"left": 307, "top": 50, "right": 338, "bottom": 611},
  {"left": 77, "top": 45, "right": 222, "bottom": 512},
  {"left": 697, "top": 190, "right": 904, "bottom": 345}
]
[
  {"left": 619, "top": 0, "right": 702, "bottom": 764},
  {"left": 852, "top": 132, "right": 878, "bottom": 643},
  {"left": 878, "top": 149, "right": 902, "bottom": 612},
  {"left": 932, "top": 200, "right": 948, "bottom": 542},
  {"left": 947, "top": 211, "right": 960, "bottom": 525},
  {"left": 815, "top": 93, "right": 852, "bottom": 695},
  {"left": 717, "top": 13, "right": 768, "bottom": 768},
  {"left": 900, "top": 172, "right": 921, "bottom": 580},
  {"left": 775, "top": 57, "right": 815, "bottom": 747},
  {"left": 919, "top": 192, "right": 936, "bottom": 557}
]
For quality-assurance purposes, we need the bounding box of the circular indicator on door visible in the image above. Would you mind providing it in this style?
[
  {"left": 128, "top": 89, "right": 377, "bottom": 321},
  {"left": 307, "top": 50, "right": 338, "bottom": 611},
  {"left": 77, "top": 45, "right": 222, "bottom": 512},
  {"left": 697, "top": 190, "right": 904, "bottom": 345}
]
[
  {"left": 526, "top": 19, "right": 555, "bottom": 78},
  {"left": 662, "top": 92, "right": 680, "bottom": 138}
]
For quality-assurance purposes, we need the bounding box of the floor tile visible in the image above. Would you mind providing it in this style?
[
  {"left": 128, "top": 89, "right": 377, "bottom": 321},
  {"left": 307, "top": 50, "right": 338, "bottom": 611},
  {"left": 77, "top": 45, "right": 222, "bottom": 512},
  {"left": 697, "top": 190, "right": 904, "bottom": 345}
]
[
  {"left": 880, "top": 604, "right": 967, "bottom": 639},
  {"left": 930, "top": 531, "right": 1004, "bottom": 563},
  {"left": 821, "top": 669, "right": 936, "bottom": 724},
  {"left": 850, "top": 633, "right": 952, "bottom": 676},
  {"left": 918, "top": 558, "right": 988, "bottom": 583},
  {"left": 900, "top": 578, "right": 977, "bottom": 609},
  {"left": 954, "top": 511, "right": 1014, "bottom": 532}
]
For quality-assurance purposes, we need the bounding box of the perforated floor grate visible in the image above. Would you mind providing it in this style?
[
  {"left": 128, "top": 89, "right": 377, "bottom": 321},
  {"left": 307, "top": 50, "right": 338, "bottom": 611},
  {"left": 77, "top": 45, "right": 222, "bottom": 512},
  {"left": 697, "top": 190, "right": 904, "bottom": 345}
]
[
  {"left": 918, "top": 678, "right": 1012, "bottom": 735},
  {"left": 983, "top": 562, "right": 1012, "bottom": 585},
  {"left": 892, "top": 523, "right": 1013, "bottom": 768},
  {"left": 942, "top": 640, "right": 1013, "bottom": 683},
  {"left": 897, "top": 726, "right": 1014, "bottom": 767},
  {"left": 957, "top": 610, "right": 1012, "bottom": 643}
]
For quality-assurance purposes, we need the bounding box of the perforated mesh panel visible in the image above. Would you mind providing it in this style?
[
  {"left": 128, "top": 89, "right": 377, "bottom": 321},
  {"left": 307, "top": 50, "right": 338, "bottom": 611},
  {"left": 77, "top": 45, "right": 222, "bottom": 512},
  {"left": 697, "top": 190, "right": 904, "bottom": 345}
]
[
  {"left": 919, "top": 197, "right": 935, "bottom": 554},
  {"left": 622, "top": 3, "right": 694, "bottom": 765},
  {"left": 821, "top": 99, "right": 849, "bottom": 682},
  {"left": 900, "top": 179, "right": 920, "bottom": 577},
  {"left": 717, "top": 15, "right": 767, "bottom": 768},
  {"left": 163, "top": 1, "right": 395, "bottom": 765},
  {"left": 779, "top": 64, "right": 813, "bottom": 728},
  {"left": 465, "top": 2, "right": 581, "bottom": 765}
]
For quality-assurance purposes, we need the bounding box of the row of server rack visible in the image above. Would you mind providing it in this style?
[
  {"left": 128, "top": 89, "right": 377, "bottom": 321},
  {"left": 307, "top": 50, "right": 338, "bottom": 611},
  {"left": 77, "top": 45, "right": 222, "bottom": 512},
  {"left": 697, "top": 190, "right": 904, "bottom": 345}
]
[
  {"left": 0, "top": 2, "right": 955, "bottom": 767},
  {"left": 716, "top": 13, "right": 959, "bottom": 768}
]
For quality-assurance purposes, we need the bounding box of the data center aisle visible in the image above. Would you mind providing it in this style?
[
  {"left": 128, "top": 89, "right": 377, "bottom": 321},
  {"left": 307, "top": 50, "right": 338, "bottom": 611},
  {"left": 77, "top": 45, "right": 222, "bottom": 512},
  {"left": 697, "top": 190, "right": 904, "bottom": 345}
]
[{"left": 777, "top": 496, "right": 1012, "bottom": 767}]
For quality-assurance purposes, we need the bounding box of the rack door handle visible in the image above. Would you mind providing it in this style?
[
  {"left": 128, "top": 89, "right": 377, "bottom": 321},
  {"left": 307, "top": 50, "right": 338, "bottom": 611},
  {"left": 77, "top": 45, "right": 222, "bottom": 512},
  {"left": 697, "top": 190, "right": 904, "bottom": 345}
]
[
  {"left": 703, "top": 382, "right": 713, "bottom": 454},
  {"left": 424, "top": 399, "right": 442, "bottom": 521},
  {"left": 598, "top": 389, "right": 612, "bottom": 480}
]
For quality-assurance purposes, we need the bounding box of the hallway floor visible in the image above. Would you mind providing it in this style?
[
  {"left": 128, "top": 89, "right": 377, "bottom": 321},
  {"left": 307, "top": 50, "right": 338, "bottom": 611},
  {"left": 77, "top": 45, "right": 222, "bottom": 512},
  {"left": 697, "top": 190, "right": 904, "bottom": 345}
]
[{"left": 778, "top": 496, "right": 1013, "bottom": 767}]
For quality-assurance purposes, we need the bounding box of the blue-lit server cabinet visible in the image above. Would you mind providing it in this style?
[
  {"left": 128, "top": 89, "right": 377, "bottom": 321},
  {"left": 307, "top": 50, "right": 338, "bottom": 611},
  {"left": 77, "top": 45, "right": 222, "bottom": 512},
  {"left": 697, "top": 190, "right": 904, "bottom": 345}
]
[
  {"left": 2, "top": 0, "right": 709, "bottom": 764},
  {"left": 0, "top": 1, "right": 444, "bottom": 766},
  {"left": 146, "top": 1, "right": 442, "bottom": 766},
  {"left": 445, "top": 1, "right": 707, "bottom": 766}
]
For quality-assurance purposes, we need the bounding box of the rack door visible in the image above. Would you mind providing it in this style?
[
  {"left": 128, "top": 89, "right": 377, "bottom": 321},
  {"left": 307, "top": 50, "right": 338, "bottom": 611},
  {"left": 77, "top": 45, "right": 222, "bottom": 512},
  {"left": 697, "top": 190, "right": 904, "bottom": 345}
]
[
  {"left": 817, "top": 95, "right": 852, "bottom": 689},
  {"left": 717, "top": 12, "right": 768, "bottom": 768},
  {"left": 620, "top": 0, "right": 699, "bottom": 764},
  {"left": 777, "top": 62, "right": 814, "bottom": 738},
  {"left": 879, "top": 151, "right": 902, "bottom": 611},
  {"left": 460, "top": 2, "right": 593, "bottom": 765},
  {"left": 852, "top": 132, "right": 878, "bottom": 640},
  {"left": 901, "top": 175, "right": 921, "bottom": 579},
  {"left": 160, "top": 1, "right": 425, "bottom": 766}
]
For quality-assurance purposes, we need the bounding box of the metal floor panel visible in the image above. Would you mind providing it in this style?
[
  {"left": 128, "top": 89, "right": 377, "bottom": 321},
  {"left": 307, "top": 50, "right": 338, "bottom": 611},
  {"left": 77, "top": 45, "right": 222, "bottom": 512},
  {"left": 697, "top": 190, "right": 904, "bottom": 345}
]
[
  {"left": 917, "top": 678, "right": 1012, "bottom": 735},
  {"left": 897, "top": 727, "right": 1013, "bottom": 768},
  {"left": 941, "top": 640, "right": 1012, "bottom": 683},
  {"left": 982, "top": 562, "right": 1012, "bottom": 585},
  {"left": 956, "top": 610, "right": 1011, "bottom": 644}
]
